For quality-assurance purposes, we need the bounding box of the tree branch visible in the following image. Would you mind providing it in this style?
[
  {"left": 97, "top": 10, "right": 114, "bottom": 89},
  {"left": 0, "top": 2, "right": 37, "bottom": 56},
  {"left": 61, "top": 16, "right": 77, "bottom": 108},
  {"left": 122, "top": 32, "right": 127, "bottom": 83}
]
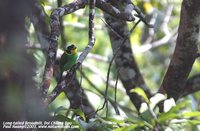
[
  {"left": 40, "top": 0, "right": 86, "bottom": 98},
  {"left": 63, "top": 76, "right": 95, "bottom": 119},
  {"left": 159, "top": 0, "right": 200, "bottom": 100},
  {"left": 57, "top": 0, "right": 67, "bottom": 48},
  {"left": 181, "top": 74, "right": 200, "bottom": 98},
  {"left": 40, "top": 0, "right": 152, "bottom": 105},
  {"left": 96, "top": 0, "right": 153, "bottom": 27},
  {"left": 43, "top": 0, "right": 96, "bottom": 104},
  {"left": 104, "top": 1, "right": 152, "bottom": 111},
  {"left": 31, "top": 2, "right": 50, "bottom": 52}
]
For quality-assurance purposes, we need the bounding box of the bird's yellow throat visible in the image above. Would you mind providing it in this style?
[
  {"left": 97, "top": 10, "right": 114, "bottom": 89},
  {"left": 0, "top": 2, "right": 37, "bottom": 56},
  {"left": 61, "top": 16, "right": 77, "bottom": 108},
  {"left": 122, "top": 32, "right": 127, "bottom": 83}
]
[{"left": 71, "top": 48, "right": 77, "bottom": 54}]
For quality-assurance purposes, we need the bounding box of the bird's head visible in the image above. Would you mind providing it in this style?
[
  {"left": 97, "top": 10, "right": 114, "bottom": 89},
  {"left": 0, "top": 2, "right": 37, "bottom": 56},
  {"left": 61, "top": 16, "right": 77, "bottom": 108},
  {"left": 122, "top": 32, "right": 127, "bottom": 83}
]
[{"left": 65, "top": 44, "right": 77, "bottom": 55}]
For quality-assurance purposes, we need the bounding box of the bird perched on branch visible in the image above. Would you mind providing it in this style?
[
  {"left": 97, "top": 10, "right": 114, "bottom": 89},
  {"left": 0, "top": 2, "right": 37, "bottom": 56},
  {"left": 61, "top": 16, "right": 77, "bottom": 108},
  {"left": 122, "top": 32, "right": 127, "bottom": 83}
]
[{"left": 58, "top": 44, "right": 78, "bottom": 83}]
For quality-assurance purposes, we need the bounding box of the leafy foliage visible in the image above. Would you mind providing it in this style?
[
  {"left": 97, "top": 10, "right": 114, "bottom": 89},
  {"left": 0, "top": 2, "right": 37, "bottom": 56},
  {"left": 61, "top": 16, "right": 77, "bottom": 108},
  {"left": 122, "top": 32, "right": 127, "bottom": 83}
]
[{"left": 53, "top": 90, "right": 200, "bottom": 130}]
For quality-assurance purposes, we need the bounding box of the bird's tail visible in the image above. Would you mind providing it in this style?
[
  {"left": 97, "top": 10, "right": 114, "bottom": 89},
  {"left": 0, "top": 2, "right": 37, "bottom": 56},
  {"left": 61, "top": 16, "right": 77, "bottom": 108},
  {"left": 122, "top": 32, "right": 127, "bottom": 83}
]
[{"left": 57, "top": 72, "right": 63, "bottom": 84}]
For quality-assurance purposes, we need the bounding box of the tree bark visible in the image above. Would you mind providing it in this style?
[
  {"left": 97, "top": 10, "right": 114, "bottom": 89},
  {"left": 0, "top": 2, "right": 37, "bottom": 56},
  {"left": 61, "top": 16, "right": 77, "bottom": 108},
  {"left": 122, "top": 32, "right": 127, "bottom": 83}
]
[
  {"left": 104, "top": 1, "right": 152, "bottom": 111},
  {"left": 181, "top": 74, "right": 200, "bottom": 97},
  {"left": 159, "top": 0, "right": 200, "bottom": 100},
  {"left": 63, "top": 76, "right": 95, "bottom": 120}
]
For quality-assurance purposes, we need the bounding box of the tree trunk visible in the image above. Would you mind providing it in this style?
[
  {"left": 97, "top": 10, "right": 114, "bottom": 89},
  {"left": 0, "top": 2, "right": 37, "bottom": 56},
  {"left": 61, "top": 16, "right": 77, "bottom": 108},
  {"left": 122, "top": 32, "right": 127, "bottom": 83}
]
[
  {"left": 159, "top": 0, "right": 200, "bottom": 100},
  {"left": 104, "top": 1, "right": 152, "bottom": 111}
]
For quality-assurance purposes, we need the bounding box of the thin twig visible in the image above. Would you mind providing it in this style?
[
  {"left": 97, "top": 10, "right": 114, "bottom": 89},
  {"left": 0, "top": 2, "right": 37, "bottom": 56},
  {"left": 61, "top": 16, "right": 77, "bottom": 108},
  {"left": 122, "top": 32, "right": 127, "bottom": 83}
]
[
  {"left": 57, "top": 0, "right": 67, "bottom": 48},
  {"left": 101, "top": 18, "right": 124, "bottom": 40},
  {"left": 114, "top": 70, "right": 120, "bottom": 115},
  {"left": 95, "top": 20, "right": 141, "bottom": 115},
  {"left": 79, "top": 65, "right": 84, "bottom": 110},
  {"left": 82, "top": 62, "right": 120, "bottom": 89},
  {"left": 134, "top": 28, "right": 178, "bottom": 53},
  {"left": 63, "top": 21, "right": 104, "bottom": 30},
  {"left": 133, "top": 6, "right": 154, "bottom": 28},
  {"left": 79, "top": 70, "right": 121, "bottom": 117}
]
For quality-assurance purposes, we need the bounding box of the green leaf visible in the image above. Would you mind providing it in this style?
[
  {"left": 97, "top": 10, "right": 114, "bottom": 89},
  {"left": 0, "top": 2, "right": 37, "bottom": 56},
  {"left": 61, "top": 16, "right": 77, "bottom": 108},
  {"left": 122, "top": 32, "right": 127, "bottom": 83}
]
[
  {"left": 53, "top": 114, "right": 78, "bottom": 125},
  {"left": 158, "top": 112, "right": 180, "bottom": 123},
  {"left": 187, "top": 119, "right": 200, "bottom": 125},
  {"left": 168, "top": 100, "right": 189, "bottom": 113},
  {"left": 86, "top": 118, "right": 113, "bottom": 131},
  {"left": 72, "top": 109, "right": 86, "bottom": 121},
  {"left": 125, "top": 117, "right": 152, "bottom": 129},
  {"left": 114, "top": 124, "right": 138, "bottom": 131},
  {"left": 140, "top": 109, "right": 154, "bottom": 125},
  {"left": 76, "top": 117, "right": 89, "bottom": 131},
  {"left": 54, "top": 115, "right": 89, "bottom": 131},
  {"left": 54, "top": 106, "right": 68, "bottom": 115},
  {"left": 130, "top": 87, "right": 149, "bottom": 103},
  {"left": 101, "top": 116, "right": 126, "bottom": 124},
  {"left": 54, "top": 107, "right": 86, "bottom": 121},
  {"left": 182, "top": 111, "right": 200, "bottom": 119}
]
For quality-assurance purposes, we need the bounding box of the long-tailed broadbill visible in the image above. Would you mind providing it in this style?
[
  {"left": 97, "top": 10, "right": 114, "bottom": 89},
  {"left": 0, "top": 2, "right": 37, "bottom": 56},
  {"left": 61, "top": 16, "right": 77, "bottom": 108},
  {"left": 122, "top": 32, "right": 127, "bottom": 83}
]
[{"left": 58, "top": 44, "right": 78, "bottom": 83}]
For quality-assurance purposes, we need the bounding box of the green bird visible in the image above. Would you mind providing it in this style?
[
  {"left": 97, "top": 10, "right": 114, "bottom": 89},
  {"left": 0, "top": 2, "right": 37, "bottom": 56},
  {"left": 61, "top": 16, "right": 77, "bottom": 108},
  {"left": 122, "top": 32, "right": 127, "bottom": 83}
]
[{"left": 58, "top": 44, "right": 78, "bottom": 83}]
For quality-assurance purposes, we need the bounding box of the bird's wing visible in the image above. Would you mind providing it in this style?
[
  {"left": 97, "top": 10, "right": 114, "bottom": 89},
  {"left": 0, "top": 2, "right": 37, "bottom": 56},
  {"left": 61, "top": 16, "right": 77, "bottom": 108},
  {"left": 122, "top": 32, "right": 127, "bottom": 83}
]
[{"left": 60, "top": 53, "right": 70, "bottom": 70}]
